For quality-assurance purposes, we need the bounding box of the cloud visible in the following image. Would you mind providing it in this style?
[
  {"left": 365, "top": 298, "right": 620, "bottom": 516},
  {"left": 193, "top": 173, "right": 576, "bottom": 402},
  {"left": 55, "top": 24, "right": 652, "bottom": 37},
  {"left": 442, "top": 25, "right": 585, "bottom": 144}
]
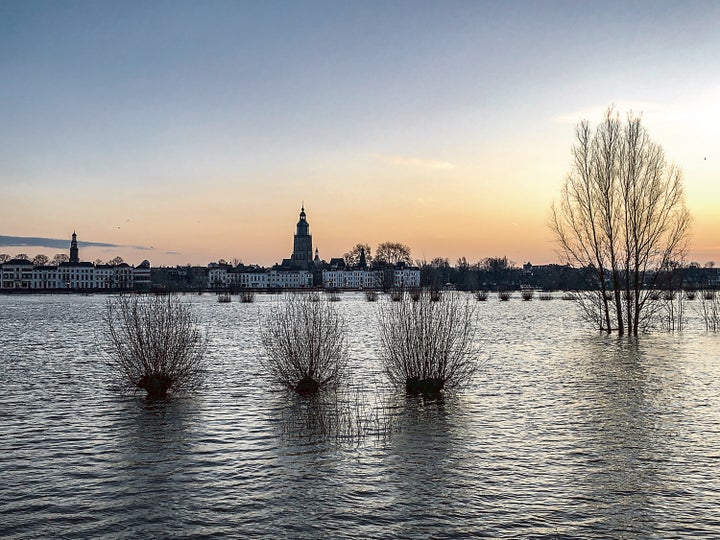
[
  {"left": 374, "top": 154, "right": 457, "bottom": 170},
  {"left": 0, "top": 235, "right": 153, "bottom": 251}
]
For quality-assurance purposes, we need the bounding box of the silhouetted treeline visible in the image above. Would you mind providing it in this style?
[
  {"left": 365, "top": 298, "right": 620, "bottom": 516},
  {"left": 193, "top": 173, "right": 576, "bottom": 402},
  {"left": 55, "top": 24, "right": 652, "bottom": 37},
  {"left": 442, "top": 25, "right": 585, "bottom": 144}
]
[
  {"left": 416, "top": 258, "right": 720, "bottom": 292},
  {"left": 145, "top": 260, "right": 719, "bottom": 293}
]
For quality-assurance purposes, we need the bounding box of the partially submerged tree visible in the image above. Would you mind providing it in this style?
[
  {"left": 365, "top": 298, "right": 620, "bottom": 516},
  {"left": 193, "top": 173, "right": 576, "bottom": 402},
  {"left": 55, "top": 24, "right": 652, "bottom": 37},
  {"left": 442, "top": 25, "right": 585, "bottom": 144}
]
[
  {"left": 103, "top": 294, "right": 207, "bottom": 398},
  {"left": 551, "top": 106, "right": 691, "bottom": 335},
  {"left": 260, "top": 294, "right": 348, "bottom": 396},
  {"left": 378, "top": 292, "right": 478, "bottom": 398}
]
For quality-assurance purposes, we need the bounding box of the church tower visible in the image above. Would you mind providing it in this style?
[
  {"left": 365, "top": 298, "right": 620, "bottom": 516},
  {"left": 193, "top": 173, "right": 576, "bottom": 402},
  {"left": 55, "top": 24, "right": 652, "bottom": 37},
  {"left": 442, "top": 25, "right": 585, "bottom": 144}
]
[
  {"left": 291, "top": 205, "right": 313, "bottom": 266},
  {"left": 69, "top": 231, "right": 79, "bottom": 264}
]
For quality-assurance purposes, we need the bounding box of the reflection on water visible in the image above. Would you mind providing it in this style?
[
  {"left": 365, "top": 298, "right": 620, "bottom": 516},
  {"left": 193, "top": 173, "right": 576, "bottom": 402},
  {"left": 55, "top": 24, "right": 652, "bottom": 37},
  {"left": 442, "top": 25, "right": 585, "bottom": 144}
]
[{"left": 1, "top": 293, "right": 720, "bottom": 538}]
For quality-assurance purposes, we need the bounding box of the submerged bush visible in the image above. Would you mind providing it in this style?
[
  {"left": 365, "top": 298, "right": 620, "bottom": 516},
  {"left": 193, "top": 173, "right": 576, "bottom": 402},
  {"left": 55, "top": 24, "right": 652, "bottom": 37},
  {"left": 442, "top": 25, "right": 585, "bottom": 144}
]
[
  {"left": 378, "top": 291, "right": 478, "bottom": 398},
  {"left": 260, "top": 294, "right": 348, "bottom": 396},
  {"left": 365, "top": 290, "right": 378, "bottom": 302},
  {"left": 103, "top": 294, "right": 207, "bottom": 399},
  {"left": 474, "top": 290, "right": 488, "bottom": 301},
  {"left": 240, "top": 291, "right": 256, "bottom": 303}
]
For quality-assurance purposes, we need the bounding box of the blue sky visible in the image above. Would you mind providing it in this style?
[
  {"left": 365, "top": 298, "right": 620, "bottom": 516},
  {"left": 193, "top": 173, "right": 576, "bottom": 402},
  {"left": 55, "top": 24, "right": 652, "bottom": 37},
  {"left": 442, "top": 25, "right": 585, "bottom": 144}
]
[{"left": 1, "top": 1, "right": 718, "bottom": 265}]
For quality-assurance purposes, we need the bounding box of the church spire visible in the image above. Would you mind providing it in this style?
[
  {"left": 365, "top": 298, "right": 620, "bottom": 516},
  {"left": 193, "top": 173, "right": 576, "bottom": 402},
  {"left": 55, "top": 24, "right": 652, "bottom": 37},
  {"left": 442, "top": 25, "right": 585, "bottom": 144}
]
[
  {"left": 291, "top": 204, "right": 313, "bottom": 266},
  {"left": 69, "top": 231, "right": 79, "bottom": 264}
]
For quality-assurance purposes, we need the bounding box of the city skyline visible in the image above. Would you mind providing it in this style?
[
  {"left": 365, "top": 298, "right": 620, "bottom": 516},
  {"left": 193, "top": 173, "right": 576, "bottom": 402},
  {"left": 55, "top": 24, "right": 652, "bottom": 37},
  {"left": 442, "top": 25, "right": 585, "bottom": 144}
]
[{"left": 1, "top": 1, "right": 718, "bottom": 267}]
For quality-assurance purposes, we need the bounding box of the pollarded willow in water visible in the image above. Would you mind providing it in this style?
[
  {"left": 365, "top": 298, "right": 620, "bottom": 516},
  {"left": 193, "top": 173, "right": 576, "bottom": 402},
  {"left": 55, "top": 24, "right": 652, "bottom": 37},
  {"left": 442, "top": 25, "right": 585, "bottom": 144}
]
[
  {"left": 260, "top": 293, "right": 348, "bottom": 396},
  {"left": 377, "top": 291, "right": 478, "bottom": 398},
  {"left": 103, "top": 294, "right": 207, "bottom": 399}
]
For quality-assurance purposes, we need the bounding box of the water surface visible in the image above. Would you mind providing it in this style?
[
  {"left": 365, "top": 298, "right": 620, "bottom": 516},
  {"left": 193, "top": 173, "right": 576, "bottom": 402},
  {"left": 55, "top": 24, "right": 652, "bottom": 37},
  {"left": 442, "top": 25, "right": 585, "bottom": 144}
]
[{"left": 1, "top": 293, "right": 719, "bottom": 538}]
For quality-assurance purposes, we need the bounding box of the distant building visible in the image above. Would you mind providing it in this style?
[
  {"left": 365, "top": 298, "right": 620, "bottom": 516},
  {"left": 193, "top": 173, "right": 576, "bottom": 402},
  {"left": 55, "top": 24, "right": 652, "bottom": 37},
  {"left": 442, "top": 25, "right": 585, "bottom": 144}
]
[
  {"left": 208, "top": 265, "right": 269, "bottom": 289},
  {"left": 0, "top": 233, "right": 151, "bottom": 291},
  {"left": 289, "top": 205, "right": 313, "bottom": 268},
  {"left": 1, "top": 259, "right": 34, "bottom": 289},
  {"left": 268, "top": 269, "right": 313, "bottom": 289},
  {"left": 322, "top": 268, "right": 378, "bottom": 289}
]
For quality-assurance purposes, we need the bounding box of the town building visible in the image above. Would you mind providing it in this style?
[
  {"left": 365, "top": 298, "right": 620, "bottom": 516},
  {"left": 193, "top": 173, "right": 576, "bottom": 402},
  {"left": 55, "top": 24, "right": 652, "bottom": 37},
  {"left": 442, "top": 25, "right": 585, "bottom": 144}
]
[
  {"left": 291, "top": 204, "right": 313, "bottom": 266},
  {"left": 0, "top": 233, "right": 151, "bottom": 291}
]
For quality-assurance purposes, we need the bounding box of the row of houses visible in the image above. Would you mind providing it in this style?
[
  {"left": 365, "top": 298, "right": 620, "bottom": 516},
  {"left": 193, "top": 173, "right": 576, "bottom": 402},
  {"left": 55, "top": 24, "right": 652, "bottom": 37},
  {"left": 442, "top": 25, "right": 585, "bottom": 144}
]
[
  {"left": 207, "top": 267, "right": 313, "bottom": 289},
  {"left": 0, "top": 259, "right": 152, "bottom": 291},
  {"left": 207, "top": 264, "right": 421, "bottom": 290}
]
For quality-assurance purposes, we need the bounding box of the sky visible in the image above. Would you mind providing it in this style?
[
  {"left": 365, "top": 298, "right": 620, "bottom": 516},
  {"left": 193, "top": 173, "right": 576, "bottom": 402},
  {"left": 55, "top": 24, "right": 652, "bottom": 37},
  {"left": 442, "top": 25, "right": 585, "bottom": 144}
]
[{"left": 1, "top": 0, "right": 718, "bottom": 267}]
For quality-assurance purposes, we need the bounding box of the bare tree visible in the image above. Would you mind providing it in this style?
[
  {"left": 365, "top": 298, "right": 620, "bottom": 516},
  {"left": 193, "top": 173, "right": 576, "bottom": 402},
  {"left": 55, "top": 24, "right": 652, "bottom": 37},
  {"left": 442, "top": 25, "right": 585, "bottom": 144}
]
[
  {"left": 698, "top": 290, "right": 720, "bottom": 332},
  {"left": 32, "top": 254, "right": 49, "bottom": 266},
  {"left": 343, "top": 243, "right": 372, "bottom": 266},
  {"left": 375, "top": 242, "right": 411, "bottom": 265},
  {"left": 551, "top": 106, "right": 691, "bottom": 335},
  {"left": 377, "top": 291, "right": 478, "bottom": 397},
  {"left": 108, "top": 256, "right": 124, "bottom": 266},
  {"left": 14, "top": 253, "right": 29, "bottom": 260},
  {"left": 0, "top": 254, "right": 10, "bottom": 264},
  {"left": 260, "top": 294, "right": 348, "bottom": 396},
  {"left": 103, "top": 294, "right": 207, "bottom": 398},
  {"left": 52, "top": 253, "right": 69, "bottom": 265}
]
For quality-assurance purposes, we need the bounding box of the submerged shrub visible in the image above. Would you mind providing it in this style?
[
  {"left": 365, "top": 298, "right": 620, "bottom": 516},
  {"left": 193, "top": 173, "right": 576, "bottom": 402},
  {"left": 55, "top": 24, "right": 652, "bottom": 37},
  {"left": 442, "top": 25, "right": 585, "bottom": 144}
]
[
  {"left": 498, "top": 290, "right": 512, "bottom": 301},
  {"left": 365, "top": 290, "right": 378, "bottom": 302},
  {"left": 378, "top": 291, "right": 478, "bottom": 398},
  {"left": 521, "top": 289, "right": 534, "bottom": 301},
  {"left": 260, "top": 294, "right": 348, "bottom": 396},
  {"left": 103, "top": 294, "right": 207, "bottom": 399},
  {"left": 218, "top": 292, "right": 232, "bottom": 303},
  {"left": 240, "top": 291, "right": 256, "bottom": 303},
  {"left": 474, "top": 290, "right": 488, "bottom": 301},
  {"left": 389, "top": 289, "right": 403, "bottom": 302}
]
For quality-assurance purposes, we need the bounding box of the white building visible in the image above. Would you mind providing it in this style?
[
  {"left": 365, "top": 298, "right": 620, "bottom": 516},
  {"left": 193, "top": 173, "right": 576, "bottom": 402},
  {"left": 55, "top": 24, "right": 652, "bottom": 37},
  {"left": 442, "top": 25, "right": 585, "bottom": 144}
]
[
  {"left": 32, "top": 266, "right": 60, "bottom": 290},
  {"left": 267, "top": 269, "right": 312, "bottom": 289},
  {"left": 1, "top": 259, "right": 34, "bottom": 289},
  {"left": 392, "top": 267, "right": 421, "bottom": 288},
  {"left": 322, "top": 269, "right": 378, "bottom": 289},
  {"left": 237, "top": 270, "right": 268, "bottom": 289},
  {"left": 0, "top": 234, "right": 151, "bottom": 291},
  {"left": 208, "top": 265, "right": 310, "bottom": 289}
]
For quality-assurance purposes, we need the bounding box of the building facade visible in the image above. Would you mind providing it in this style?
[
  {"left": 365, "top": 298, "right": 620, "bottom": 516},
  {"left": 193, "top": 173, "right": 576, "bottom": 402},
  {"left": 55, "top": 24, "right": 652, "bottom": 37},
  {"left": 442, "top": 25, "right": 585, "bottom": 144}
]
[{"left": 0, "top": 234, "right": 151, "bottom": 291}]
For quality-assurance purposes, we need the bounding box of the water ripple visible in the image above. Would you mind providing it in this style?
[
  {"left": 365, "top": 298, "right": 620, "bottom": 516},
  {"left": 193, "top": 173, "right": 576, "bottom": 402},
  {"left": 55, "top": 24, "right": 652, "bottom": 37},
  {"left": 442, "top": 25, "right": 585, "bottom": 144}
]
[{"left": 2, "top": 293, "right": 720, "bottom": 538}]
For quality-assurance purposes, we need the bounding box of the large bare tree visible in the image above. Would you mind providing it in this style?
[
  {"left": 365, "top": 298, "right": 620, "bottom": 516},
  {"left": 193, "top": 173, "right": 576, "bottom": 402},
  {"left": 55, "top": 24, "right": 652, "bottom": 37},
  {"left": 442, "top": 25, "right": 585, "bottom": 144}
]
[
  {"left": 551, "top": 107, "right": 691, "bottom": 335},
  {"left": 343, "top": 243, "right": 372, "bottom": 266},
  {"left": 375, "top": 242, "right": 411, "bottom": 265}
]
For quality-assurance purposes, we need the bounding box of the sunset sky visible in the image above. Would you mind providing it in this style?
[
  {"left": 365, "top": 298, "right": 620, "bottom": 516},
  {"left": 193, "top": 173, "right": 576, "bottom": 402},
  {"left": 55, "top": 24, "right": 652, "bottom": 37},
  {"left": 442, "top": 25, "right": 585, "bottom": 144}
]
[{"left": 1, "top": 1, "right": 718, "bottom": 267}]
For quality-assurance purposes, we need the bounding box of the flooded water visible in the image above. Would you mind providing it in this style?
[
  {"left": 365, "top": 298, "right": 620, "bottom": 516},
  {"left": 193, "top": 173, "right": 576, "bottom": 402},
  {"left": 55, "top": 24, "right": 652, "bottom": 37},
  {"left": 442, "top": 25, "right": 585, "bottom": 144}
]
[{"left": 1, "top": 293, "right": 720, "bottom": 538}]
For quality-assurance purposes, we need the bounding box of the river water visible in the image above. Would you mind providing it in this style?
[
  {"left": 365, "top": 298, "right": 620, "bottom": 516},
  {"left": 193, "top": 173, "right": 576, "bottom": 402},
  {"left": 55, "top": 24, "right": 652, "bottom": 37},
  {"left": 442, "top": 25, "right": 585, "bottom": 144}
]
[{"left": 1, "top": 293, "right": 719, "bottom": 538}]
